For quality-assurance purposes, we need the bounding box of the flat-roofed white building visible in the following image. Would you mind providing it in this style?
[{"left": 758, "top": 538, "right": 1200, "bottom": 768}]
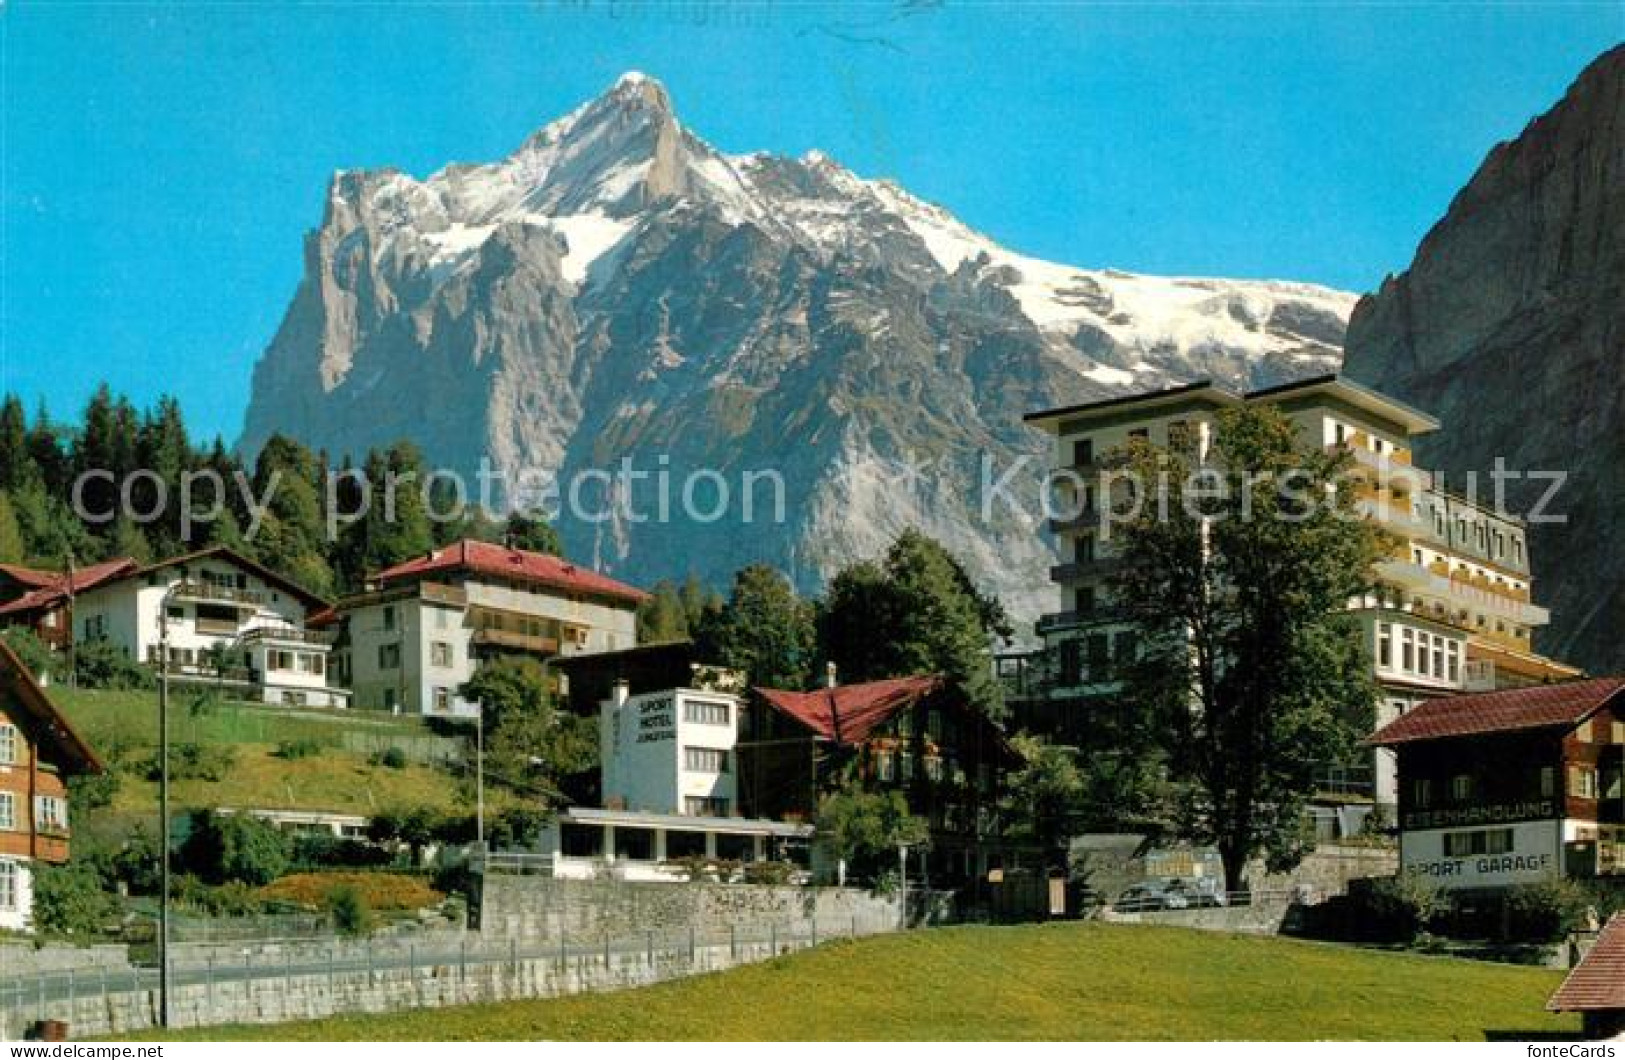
[{"left": 601, "top": 679, "right": 743, "bottom": 819}]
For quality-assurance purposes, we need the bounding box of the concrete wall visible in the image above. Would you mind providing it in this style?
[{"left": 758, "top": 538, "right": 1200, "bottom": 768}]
[
  {"left": 0, "top": 924, "right": 871, "bottom": 1039},
  {"left": 473, "top": 876, "right": 934, "bottom": 941}
]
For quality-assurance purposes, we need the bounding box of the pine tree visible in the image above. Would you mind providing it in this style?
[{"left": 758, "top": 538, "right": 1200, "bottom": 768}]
[{"left": 0, "top": 492, "right": 25, "bottom": 565}]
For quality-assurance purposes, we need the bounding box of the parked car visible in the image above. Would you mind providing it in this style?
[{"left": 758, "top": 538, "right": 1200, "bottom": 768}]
[{"left": 1113, "top": 877, "right": 1227, "bottom": 912}]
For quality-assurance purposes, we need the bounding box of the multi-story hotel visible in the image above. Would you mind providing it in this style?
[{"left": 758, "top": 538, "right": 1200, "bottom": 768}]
[
  {"left": 328, "top": 539, "right": 646, "bottom": 716},
  {"left": 1017, "top": 374, "right": 1581, "bottom": 824}
]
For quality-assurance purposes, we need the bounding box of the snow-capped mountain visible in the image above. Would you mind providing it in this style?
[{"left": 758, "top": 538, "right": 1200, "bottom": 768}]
[{"left": 242, "top": 72, "right": 1356, "bottom": 623}]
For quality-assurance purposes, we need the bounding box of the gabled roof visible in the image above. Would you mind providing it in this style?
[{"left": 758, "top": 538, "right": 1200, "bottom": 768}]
[
  {"left": 1549, "top": 914, "right": 1625, "bottom": 1012},
  {"left": 0, "top": 557, "right": 140, "bottom": 618},
  {"left": 374, "top": 539, "right": 648, "bottom": 606},
  {"left": 0, "top": 563, "right": 60, "bottom": 592},
  {"left": 0, "top": 639, "right": 102, "bottom": 776},
  {"left": 90, "top": 547, "right": 330, "bottom": 612},
  {"left": 755, "top": 675, "right": 946, "bottom": 746},
  {"left": 1369, "top": 677, "right": 1625, "bottom": 746}
]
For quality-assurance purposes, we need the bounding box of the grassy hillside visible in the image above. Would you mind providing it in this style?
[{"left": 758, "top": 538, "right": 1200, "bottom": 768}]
[
  {"left": 52, "top": 687, "right": 472, "bottom": 817},
  {"left": 135, "top": 922, "right": 1578, "bottom": 1042}
]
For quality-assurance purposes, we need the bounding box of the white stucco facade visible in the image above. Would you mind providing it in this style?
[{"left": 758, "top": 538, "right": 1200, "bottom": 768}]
[
  {"left": 0, "top": 856, "right": 34, "bottom": 932},
  {"left": 601, "top": 686, "right": 740, "bottom": 818}
]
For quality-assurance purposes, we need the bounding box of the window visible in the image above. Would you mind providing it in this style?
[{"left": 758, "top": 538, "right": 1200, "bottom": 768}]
[
  {"left": 1127, "top": 428, "right": 1149, "bottom": 441},
  {"left": 33, "top": 795, "right": 67, "bottom": 833},
  {"left": 434, "top": 608, "right": 450, "bottom": 631},
  {"left": 1613, "top": 722, "right": 1625, "bottom": 745},
  {"left": 900, "top": 752, "right": 915, "bottom": 782},
  {"left": 1085, "top": 632, "right": 1110, "bottom": 680},
  {"left": 927, "top": 710, "right": 944, "bottom": 741},
  {"left": 683, "top": 699, "right": 730, "bottom": 726},
  {"left": 1333, "top": 422, "right": 1347, "bottom": 445},
  {"left": 1412, "top": 778, "right": 1432, "bottom": 808},
  {"left": 1445, "top": 829, "right": 1513, "bottom": 858},
  {"left": 875, "top": 751, "right": 896, "bottom": 783},
  {"left": 382, "top": 606, "right": 396, "bottom": 632},
  {"left": 1573, "top": 767, "right": 1600, "bottom": 800},
  {"left": 1446, "top": 641, "right": 1460, "bottom": 684},
  {"left": 378, "top": 643, "right": 401, "bottom": 670},
  {"left": 0, "top": 723, "right": 16, "bottom": 765},
  {"left": 1071, "top": 438, "right": 1093, "bottom": 467},
  {"left": 430, "top": 641, "right": 453, "bottom": 668},
  {"left": 1401, "top": 628, "right": 1415, "bottom": 673},
  {"left": 1376, "top": 624, "right": 1392, "bottom": 668},
  {"left": 1540, "top": 766, "right": 1557, "bottom": 798},
  {"left": 1513, "top": 537, "right": 1524, "bottom": 565},
  {"left": 614, "top": 827, "right": 655, "bottom": 862},
  {"left": 1113, "top": 631, "right": 1139, "bottom": 668},
  {"left": 0, "top": 861, "right": 15, "bottom": 911},
  {"left": 1058, "top": 639, "right": 1082, "bottom": 687},
  {"left": 684, "top": 796, "right": 729, "bottom": 818},
  {"left": 0, "top": 793, "right": 14, "bottom": 830},
  {"left": 924, "top": 755, "right": 943, "bottom": 781},
  {"left": 1450, "top": 774, "right": 1473, "bottom": 801},
  {"left": 382, "top": 688, "right": 397, "bottom": 712},
  {"left": 433, "top": 687, "right": 451, "bottom": 713},
  {"left": 299, "top": 653, "right": 324, "bottom": 676},
  {"left": 684, "top": 747, "right": 729, "bottom": 774}
]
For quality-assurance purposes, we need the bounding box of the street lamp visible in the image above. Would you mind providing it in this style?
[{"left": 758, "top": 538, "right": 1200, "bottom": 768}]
[{"left": 155, "top": 584, "right": 182, "bottom": 1029}]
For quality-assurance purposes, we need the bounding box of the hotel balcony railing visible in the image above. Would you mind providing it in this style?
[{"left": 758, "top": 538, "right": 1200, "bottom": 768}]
[
  {"left": 1333, "top": 443, "right": 1433, "bottom": 490},
  {"left": 171, "top": 580, "right": 264, "bottom": 609},
  {"left": 1377, "top": 560, "right": 1550, "bottom": 627},
  {"left": 238, "top": 626, "right": 336, "bottom": 648},
  {"left": 471, "top": 628, "right": 561, "bottom": 655},
  {"left": 1353, "top": 497, "right": 1431, "bottom": 538},
  {"left": 1049, "top": 555, "right": 1124, "bottom": 584},
  {"left": 1035, "top": 607, "right": 1128, "bottom": 634}
]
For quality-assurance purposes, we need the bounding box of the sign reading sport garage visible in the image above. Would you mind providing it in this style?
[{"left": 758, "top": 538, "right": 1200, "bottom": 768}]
[{"left": 1401, "top": 820, "right": 1562, "bottom": 890}]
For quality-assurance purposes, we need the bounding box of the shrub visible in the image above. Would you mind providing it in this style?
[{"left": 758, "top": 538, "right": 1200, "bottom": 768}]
[
  {"left": 73, "top": 639, "right": 153, "bottom": 691},
  {"left": 67, "top": 770, "right": 119, "bottom": 813},
  {"left": 326, "top": 885, "right": 374, "bottom": 937},
  {"left": 275, "top": 738, "right": 323, "bottom": 760},
  {"left": 31, "top": 862, "right": 120, "bottom": 937},
  {"left": 1346, "top": 874, "right": 1445, "bottom": 944},
  {"left": 174, "top": 876, "right": 265, "bottom": 917},
  {"left": 290, "top": 834, "right": 396, "bottom": 870},
  {"left": 1, "top": 628, "right": 58, "bottom": 683},
  {"left": 1503, "top": 880, "right": 1593, "bottom": 943},
  {"left": 742, "top": 860, "right": 797, "bottom": 886},
  {"left": 376, "top": 747, "right": 408, "bottom": 770},
  {"left": 145, "top": 742, "right": 237, "bottom": 783},
  {"left": 177, "top": 810, "right": 291, "bottom": 886}
]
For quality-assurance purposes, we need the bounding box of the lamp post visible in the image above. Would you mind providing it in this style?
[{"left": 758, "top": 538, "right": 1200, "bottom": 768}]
[
  {"left": 156, "top": 585, "right": 178, "bottom": 1029},
  {"left": 898, "top": 844, "right": 910, "bottom": 931}
]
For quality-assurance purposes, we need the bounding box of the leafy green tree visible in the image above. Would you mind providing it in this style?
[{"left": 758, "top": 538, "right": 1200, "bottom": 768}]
[
  {"left": 818, "top": 530, "right": 1011, "bottom": 719},
  {"left": 31, "top": 862, "right": 120, "bottom": 937},
  {"left": 337, "top": 442, "right": 436, "bottom": 584},
  {"left": 461, "top": 655, "right": 598, "bottom": 795},
  {"left": 1002, "top": 735, "right": 1087, "bottom": 867},
  {"left": 693, "top": 564, "right": 816, "bottom": 689},
  {"left": 501, "top": 512, "right": 561, "bottom": 555},
  {"left": 815, "top": 788, "right": 929, "bottom": 885},
  {"left": 178, "top": 810, "right": 291, "bottom": 886},
  {"left": 1109, "top": 405, "right": 1385, "bottom": 891},
  {"left": 637, "top": 574, "right": 722, "bottom": 642}
]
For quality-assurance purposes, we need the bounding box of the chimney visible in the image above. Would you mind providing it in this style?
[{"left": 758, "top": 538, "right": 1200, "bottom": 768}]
[
  {"left": 611, "top": 678, "right": 630, "bottom": 706},
  {"left": 825, "top": 661, "right": 838, "bottom": 690}
]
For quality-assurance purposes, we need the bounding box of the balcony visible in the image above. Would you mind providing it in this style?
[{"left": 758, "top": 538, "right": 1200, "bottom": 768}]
[
  {"left": 1049, "top": 555, "right": 1124, "bottom": 584},
  {"left": 1334, "top": 443, "right": 1433, "bottom": 491},
  {"left": 471, "top": 628, "right": 561, "bottom": 655},
  {"left": 1376, "top": 560, "right": 1550, "bottom": 627},
  {"left": 1047, "top": 508, "right": 1102, "bottom": 535},
  {"left": 170, "top": 580, "right": 264, "bottom": 609},
  {"left": 1353, "top": 497, "right": 1431, "bottom": 538},
  {"left": 239, "top": 626, "right": 336, "bottom": 648},
  {"left": 1036, "top": 607, "right": 1128, "bottom": 634}
]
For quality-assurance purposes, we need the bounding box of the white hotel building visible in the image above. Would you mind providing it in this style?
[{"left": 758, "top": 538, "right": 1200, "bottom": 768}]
[{"left": 1020, "top": 375, "right": 1581, "bottom": 826}]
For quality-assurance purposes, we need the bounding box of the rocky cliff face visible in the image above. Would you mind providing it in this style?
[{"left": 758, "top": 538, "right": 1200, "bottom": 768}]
[
  {"left": 1344, "top": 46, "right": 1624, "bottom": 674},
  {"left": 242, "top": 73, "right": 1355, "bottom": 621}
]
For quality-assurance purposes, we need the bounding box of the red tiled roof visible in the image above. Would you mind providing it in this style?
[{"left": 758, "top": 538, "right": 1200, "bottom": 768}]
[
  {"left": 0, "top": 563, "right": 60, "bottom": 592},
  {"left": 375, "top": 540, "right": 648, "bottom": 605},
  {"left": 0, "top": 557, "right": 139, "bottom": 617},
  {"left": 755, "top": 675, "right": 944, "bottom": 746},
  {"left": 1369, "top": 677, "right": 1625, "bottom": 746},
  {"left": 0, "top": 639, "right": 102, "bottom": 776},
  {"left": 1549, "top": 914, "right": 1625, "bottom": 1012}
]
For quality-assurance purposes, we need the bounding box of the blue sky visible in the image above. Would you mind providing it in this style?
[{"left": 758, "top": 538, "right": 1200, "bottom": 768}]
[{"left": 2, "top": 2, "right": 1619, "bottom": 442}]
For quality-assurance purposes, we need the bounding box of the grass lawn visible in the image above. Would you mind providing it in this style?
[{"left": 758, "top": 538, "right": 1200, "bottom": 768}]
[
  {"left": 51, "top": 688, "right": 479, "bottom": 817},
  {"left": 132, "top": 921, "right": 1579, "bottom": 1041}
]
